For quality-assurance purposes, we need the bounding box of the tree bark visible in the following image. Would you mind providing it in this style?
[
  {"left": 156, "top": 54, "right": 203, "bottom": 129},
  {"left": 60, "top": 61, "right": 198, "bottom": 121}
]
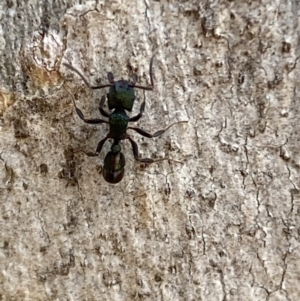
[{"left": 0, "top": 1, "right": 299, "bottom": 300}]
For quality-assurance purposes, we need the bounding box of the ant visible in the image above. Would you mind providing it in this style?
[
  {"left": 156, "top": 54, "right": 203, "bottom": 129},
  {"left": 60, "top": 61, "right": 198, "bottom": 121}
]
[{"left": 63, "top": 56, "right": 186, "bottom": 183}]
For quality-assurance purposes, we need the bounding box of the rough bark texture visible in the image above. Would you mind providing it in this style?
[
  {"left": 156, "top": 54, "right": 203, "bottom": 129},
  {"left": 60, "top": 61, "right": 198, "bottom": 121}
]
[{"left": 0, "top": 1, "right": 300, "bottom": 300}]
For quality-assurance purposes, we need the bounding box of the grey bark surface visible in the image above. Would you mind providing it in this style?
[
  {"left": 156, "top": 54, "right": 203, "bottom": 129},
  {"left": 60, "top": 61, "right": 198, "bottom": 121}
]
[{"left": 0, "top": 1, "right": 299, "bottom": 300}]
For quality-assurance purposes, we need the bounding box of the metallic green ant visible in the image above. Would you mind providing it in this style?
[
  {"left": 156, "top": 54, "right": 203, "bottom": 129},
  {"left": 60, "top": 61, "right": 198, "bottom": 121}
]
[{"left": 64, "top": 56, "right": 186, "bottom": 184}]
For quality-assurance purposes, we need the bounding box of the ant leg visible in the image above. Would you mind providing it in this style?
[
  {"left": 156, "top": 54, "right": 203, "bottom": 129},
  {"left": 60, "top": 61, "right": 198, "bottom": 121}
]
[
  {"left": 64, "top": 84, "right": 109, "bottom": 125},
  {"left": 75, "top": 109, "right": 109, "bottom": 125},
  {"left": 95, "top": 136, "right": 109, "bottom": 156},
  {"left": 127, "top": 134, "right": 184, "bottom": 165},
  {"left": 99, "top": 95, "right": 110, "bottom": 118},
  {"left": 132, "top": 55, "right": 155, "bottom": 91},
  {"left": 128, "top": 121, "right": 188, "bottom": 138},
  {"left": 63, "top": 63, "right": 111, "bottom": 90},
  {"left": 127, "top": 136, "right": 182, "bottom": 164},
  {"left": 129, "top": 99, "right": 146, "bottom": 122},
  {"left": 73, "top": 137, "right": 109, "bottom": 157},
  {"left": 84, "top": 136, "right": 109, "bottom": 157},
  {"left": 127, "top": 136, "right": 156, "bottom": 163},
  {"left": 95, "top": 135, "right": 109, "bottom": 156}
]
